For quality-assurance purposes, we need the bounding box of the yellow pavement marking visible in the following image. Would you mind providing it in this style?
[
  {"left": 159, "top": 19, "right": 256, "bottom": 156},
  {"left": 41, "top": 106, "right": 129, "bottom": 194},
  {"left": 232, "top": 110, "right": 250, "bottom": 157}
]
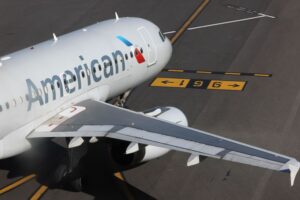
[
  {"left": 167, "top": 69, "right": 184, "bottom": 72},
  {"left": 224, "top": 72, "right": 241, "bottom": 76},
  {"left": 0, "top": 174, "right": 36, "bottom": 195},
  {"left": 196, "top": 70, "right": 212, "bottom": 74},
  {"left": 170, "top": 0, "right": 210, "bottom": 44},
  {"left": 151, "top": 77, "right": 190, "bottom": 88},
  {"left": 30, "top": 185, "right": 48, "bottom": 200},
  {"left": 164, "top": 68, "right": 272, "bottom": 77},
  {"left": 207, "top": 80, "right": 246, "bottom": 91},
  {"left": 114, "top": 172, "right": 125, "bottom": 181},
  {"left": 254, "top": 73, "right": 271, "bottom": 77}
]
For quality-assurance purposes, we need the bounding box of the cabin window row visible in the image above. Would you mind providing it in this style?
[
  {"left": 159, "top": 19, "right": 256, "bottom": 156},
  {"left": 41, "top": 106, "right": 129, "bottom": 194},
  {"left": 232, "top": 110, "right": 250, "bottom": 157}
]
[{"left": 0, "top": 96, "right": 26, "bottom": 112}]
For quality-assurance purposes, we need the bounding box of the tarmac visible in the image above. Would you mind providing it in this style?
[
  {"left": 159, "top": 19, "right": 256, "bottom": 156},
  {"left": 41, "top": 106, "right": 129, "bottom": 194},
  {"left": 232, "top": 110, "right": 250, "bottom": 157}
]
[{"left": 1, "top": 0, "right": 300, "bottom": 199}]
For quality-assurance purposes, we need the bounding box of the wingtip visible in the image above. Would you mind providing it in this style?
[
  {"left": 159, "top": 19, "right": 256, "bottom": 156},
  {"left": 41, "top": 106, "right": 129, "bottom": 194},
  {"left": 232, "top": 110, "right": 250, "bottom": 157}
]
[
  {"left": 280, "top": 159, "right": 300, "bottom": 186},
  {"left": 289, "top": 159, "right": 300, "bottom": 186}
]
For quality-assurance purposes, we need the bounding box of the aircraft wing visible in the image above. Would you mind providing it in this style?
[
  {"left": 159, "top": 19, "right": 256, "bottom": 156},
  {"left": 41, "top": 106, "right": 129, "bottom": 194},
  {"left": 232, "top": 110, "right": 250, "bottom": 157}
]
[{"left": 28, "top": 100, "right": 300, "bottom": 186}]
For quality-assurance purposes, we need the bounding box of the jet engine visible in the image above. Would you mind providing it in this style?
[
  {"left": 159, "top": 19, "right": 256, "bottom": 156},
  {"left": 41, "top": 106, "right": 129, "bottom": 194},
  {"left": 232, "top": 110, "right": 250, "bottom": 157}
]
[{"left": 110, "top": 106, "right": 188, "bottom": 168}]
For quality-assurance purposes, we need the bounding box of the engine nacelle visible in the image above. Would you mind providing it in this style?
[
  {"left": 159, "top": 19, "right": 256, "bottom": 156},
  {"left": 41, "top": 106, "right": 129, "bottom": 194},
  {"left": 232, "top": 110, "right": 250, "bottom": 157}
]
[{"left": 110, "top": 106, "right": 188, "bottom": 168}]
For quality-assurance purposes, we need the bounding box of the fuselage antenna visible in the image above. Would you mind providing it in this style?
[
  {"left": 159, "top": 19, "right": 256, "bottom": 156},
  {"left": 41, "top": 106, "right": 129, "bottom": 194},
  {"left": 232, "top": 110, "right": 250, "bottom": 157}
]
[
  {"left": 115, "top": 12, "right": 119, "bottom": 21},
  {"left": 53, "top": 33, "right": 58, "bottom": 42}
]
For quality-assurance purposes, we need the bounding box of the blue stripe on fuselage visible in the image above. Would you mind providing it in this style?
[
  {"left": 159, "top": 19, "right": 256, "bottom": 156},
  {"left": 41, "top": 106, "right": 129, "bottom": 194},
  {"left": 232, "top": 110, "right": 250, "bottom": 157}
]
[{"left": 116, "top": 35, "right": 133, "bottom": 46}]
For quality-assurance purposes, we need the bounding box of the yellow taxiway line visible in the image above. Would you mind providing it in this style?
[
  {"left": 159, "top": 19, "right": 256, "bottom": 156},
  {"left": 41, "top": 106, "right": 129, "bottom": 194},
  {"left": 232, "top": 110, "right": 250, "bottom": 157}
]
[
  {"left": 114, "top": 172, "right": 125, "bottom": 181},
  {"left": 170, "top": 0, "right": 210, "bottom": 44},
  {"left": 0, "top": 174, "right": 36, "bottom": 195},
  {"left": 30, "top": 185, "right": 48, "bottom": 200}
]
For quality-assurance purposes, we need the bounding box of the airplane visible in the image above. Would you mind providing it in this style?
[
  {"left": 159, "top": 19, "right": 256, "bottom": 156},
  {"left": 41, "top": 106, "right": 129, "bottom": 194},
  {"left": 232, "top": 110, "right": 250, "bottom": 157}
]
[{"left": 0, "top": 13, "right": 299, "bottom": 190}]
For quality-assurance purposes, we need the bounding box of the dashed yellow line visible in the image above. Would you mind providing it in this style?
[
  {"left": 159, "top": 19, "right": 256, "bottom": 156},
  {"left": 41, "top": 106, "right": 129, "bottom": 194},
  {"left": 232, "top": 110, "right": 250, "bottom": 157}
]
[
  {"left": 0, "top": 174, "right": 36, "bottom": 195},
  {"left": 167, "top": 69, "right": 184, "bottom": 72},
  {"left": 164, "top": 69, "right": 272, "bottom": 77},
  {"left": 254, "top": 73, "right": 271, "bottom": 77},
  {"left": 30, "top": 185, "right": 48, "bottom": 200},
  {"left": 196, "top": 70, "right": 212, "bottom": 74},
  {"left": 225, "top": 72, "right": 241, "bottom": 76}
]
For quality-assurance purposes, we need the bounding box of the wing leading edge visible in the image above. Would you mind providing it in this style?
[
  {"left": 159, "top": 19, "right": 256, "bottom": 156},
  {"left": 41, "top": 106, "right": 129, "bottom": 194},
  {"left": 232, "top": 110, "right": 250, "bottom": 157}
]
[{"left": 29, "top": 100, "right": 300, "bottom": 186}]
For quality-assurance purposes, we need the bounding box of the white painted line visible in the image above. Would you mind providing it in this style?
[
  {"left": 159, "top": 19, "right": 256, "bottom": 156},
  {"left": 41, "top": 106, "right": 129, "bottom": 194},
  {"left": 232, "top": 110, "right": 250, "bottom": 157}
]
[
  {"left": 187, "top": 15, "right": 266, "bottom": 31},
  {"left": 258, "top": 13, "right": 276, "bottom": 19},
  {"left": 164, "top": 13, "right": 276, "bottom": 35}
]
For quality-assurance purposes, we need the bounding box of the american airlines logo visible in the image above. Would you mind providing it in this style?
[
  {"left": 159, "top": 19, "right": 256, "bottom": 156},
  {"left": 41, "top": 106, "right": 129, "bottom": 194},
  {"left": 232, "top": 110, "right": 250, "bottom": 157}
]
[
  {"left": 25, "top": 36, "right": 145, "bottom": 111},
  {"left": 116, "top": 35, "right": 145, "bottom": 64}
]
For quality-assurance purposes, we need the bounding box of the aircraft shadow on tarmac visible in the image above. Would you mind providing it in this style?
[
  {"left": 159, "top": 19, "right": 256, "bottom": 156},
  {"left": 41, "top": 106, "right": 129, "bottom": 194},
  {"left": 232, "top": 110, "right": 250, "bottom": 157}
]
[{"left": 0, "top": 139, "right": 155, "bottom": 200}]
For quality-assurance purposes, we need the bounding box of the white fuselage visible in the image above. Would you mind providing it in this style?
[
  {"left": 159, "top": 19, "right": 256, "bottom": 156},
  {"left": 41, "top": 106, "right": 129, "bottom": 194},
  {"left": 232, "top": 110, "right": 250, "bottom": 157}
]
[{"left": 0, "top": 17, "right": 172, "bottom": 158}]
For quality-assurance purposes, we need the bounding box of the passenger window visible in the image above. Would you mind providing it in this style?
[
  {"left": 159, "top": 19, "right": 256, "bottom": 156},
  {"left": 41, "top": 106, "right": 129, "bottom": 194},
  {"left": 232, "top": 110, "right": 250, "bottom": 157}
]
[
  {"left": 98, "top": 64, "right": 102, "bottom": 71},
  {"left": 73, "top": 75, "right": 77, "bottom": 82},
  {"left": 130, "top": 52, "right": 133, "bottom": 58},
  {"left": 125, "top": 54, "right": 128, "bottom": 60},
  {"left": 140, "top": 48, "right": 143, "bottom": 54},
  {"left": 81, "top": 71, "right": 85, "bottom": 78},
  {"left": 12, "top": 99, "right": 17, "bottom": 107}
]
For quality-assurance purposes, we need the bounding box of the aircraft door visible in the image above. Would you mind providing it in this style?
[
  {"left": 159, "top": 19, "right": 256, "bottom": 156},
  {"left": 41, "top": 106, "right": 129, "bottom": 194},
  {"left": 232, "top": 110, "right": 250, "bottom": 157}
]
[{"left": 138, "top": 27, "right": 157, "bottom": 66}]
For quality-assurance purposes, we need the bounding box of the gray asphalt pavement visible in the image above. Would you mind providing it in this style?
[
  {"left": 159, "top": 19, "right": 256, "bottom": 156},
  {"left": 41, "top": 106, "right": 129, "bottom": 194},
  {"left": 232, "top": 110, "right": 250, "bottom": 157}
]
[{"left": 0, "top": 0, "right": 300, "bottom": 199}]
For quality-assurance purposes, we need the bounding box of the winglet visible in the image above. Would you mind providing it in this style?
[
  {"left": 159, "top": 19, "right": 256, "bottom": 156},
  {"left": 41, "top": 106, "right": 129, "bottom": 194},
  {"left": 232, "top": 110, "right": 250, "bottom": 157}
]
[
  {"left": 280, "top": 159, "right": 300, "bottom": 186},
  {"left": 289, "top": 159, "right": 300, "bottom": 186},
  {"left": 115, "top": 12, "right": 119, "bottom": 21}
]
